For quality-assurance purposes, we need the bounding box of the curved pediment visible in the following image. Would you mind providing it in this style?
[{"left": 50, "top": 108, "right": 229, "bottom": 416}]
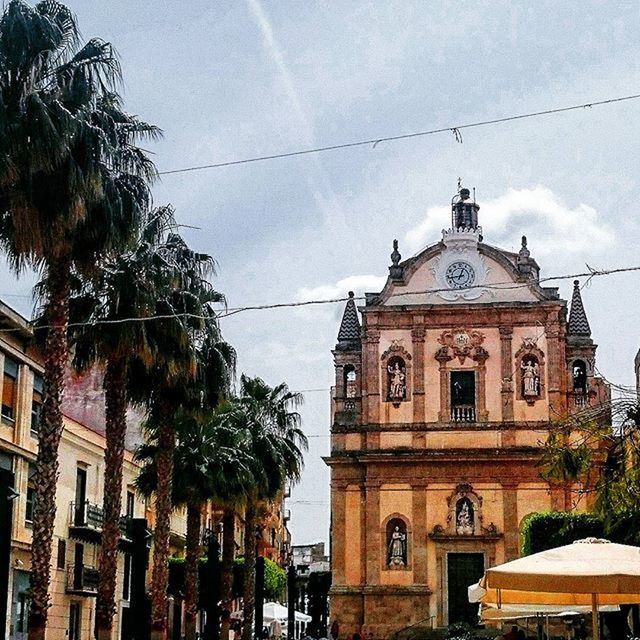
[{"left": 373, "top": 228, "right": 557, "bottom": 306}]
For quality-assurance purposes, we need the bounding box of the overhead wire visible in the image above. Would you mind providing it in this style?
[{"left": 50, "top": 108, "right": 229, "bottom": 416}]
[
  {"left": 1, "top": 263, "right": 637, "bottom": 334},
  {"left": 157, "top": 93, "right": 640, "bottom": 175}
]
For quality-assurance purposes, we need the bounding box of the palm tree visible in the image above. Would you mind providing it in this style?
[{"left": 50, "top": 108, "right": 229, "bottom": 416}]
[
  {"left": 218, "top": 376, "right": 307, "bottom": 640},
  {"left": 68, "top": 206, "right": 176, "bottom": 640},
  {"left": 136, "top": 411, "right": 251, "bottom": 640},
  {"left": 0, "top": 3, "right": 158, "bottom": 636},
  {"left": 127, "top": 234, "right": 231, "bottom": 640}
]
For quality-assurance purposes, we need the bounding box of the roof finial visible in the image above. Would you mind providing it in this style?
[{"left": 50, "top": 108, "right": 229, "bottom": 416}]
[{"left": 389, "top": 239, "right": 403, "bottom": 280}]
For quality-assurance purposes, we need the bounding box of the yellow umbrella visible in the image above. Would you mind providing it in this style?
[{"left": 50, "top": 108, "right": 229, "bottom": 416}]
[{"left": 470, "top": 538, "right": 640, "bottom": 638}]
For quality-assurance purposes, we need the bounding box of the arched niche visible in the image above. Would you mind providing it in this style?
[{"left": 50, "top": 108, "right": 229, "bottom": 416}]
[
  {"left": 380, "top": 344, "right": 412, "bottom": 407},
  {"left": 514, "top": 341, "right": 546, "bottom": 405},
  {"left": 381, "top": 512, "right": 411, "bottom": 570},
  {"left": 446, "top": 484, "right": 483, "bottom": 536}
]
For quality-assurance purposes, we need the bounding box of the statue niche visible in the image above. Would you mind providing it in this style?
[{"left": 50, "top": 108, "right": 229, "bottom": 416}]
[
  {"left": 514, "top": 340, "right": 546, "bottom": 406},
  {"left": 521, "top": 355, "right": 541, "bottom": 400},
  {"left": 381, "top": 343, "right": 412, "bottom": 407},
  {"left": 455, "top": 497, "right": 475, "bottom": 535},
  {"left": 386, "top": 517, "right": 408, "bottom": 567},
  {"left": 387, "top": 356, "right": 407, "bottom": 403}
]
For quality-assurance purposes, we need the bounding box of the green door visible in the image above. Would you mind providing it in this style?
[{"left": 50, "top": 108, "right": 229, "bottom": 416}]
[{"left": 447, "top": 553, "right": 484, "bottom": 626}]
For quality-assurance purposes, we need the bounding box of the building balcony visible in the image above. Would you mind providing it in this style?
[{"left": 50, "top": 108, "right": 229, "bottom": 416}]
[
  {"left": 451, "top": 404, "right": 476, "bottom": 422},
  {"left": 66, "top": 564, "right": 99, "bottom": 596},
  {"left": 68, "top": 501, "right": 135, "bottom": 547}
]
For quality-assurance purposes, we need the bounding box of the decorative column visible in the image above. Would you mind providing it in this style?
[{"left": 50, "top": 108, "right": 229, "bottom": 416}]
[
  {"left": 501, "top": 483, "right": 519, "bottom": 560},
  {"left": 546, "top": 317, "right": 567, "bottom": 417},
  {"left": 412, "top": 324, "right": 426, "bottom": 423},
  {"left": 362, "top": 330, "right": 381, "bottom": 425},
  {"left": 411, "top": 482, "right": 428, "bottom": 584},
  {"left": 436, "top": 348, "right": 452, "bottom": 422},
  {"left": 499, "top": 326, "right": 514, "bottom": 421},
  {"left": 364, "top": 480, "right": 381, "bottom": 586},
  {"left": 474, "top": 348, "right": 490, "bottom": 422},
  {"left": 330, "top": 480, "right": 348, "bottom": 585}
]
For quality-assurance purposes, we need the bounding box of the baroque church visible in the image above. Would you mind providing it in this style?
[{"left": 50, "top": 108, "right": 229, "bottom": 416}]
[{"left": 325, "top": 188, "right": 610, "bottom": 638}]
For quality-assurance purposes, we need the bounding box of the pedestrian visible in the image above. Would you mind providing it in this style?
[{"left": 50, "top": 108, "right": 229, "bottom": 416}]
[
  {"left": 502, "top": 626, "right": 519, "bottom": 640},
  {"left": 330, "top": 620, "right": 339, "bottom": 640}
]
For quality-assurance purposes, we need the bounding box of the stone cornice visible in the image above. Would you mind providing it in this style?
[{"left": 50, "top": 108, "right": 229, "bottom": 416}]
[
  {"left": 331, "top": 420, "right": 553, "bottom": 433},
  {"left": 324, "top": 447, "right": 546, "bottom": 464},
  {"left": 330, "top": 585, "right": 432, "bottom": 596}
]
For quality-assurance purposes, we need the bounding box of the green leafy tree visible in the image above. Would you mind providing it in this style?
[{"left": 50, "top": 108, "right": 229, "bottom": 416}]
[
  {"left": 217, "top": 376, "right": 307, "bottom": 640},
  {"left": 68, "top": 206, "right": 176, "bottom": 640},
  {"left": 127, "top": 235, "right": 231, "bottom": 640},
  {"left": 0, "top": 3, "right": 158, "bottom": 636},
  {"left": 136, "top": 411, "right": 249, "bottom": 640}
]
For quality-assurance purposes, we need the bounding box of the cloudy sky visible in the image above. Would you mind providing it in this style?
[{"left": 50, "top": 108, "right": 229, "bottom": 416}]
[{"left": 3, "top": 0, "right": 640, "bottom": 545}]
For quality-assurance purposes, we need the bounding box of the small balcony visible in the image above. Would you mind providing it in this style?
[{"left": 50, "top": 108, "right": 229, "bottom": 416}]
[
  {"left": 69, "top": 501, "right": 135, "bottom": 547},
  {"left": 451, "top": 404, "right": 476, "bottom": 422},
  {"left": 66, "top": 564, "right": 99, "bottom": 596}
]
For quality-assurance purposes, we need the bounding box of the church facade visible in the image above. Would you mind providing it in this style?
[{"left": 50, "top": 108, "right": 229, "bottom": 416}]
[{"left": 326, "top": 188, "right": 609, "bottom": 638}]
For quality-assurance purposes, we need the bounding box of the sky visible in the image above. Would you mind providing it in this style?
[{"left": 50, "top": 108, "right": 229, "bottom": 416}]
[{"left": 2, "top": 0, "right": 640, "bottom": 546}]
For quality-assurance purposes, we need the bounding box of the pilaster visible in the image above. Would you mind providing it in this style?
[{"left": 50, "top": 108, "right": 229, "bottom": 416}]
[
  {"left": 499, "top": 326, "right": 514, "bottom": 421},
  {"left": 501, "top": 483, "right": 519, "bottom": 560},
  {"left": 364, "top": 480, "right": 381, "bottom": 585},
  {"left": 411, "top": 325, "right": 426, "bottom": 423}
]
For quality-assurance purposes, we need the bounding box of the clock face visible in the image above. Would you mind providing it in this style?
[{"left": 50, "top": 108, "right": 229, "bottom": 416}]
[{"left": 445, "top": 261, "right": 476, "bottom": 289}]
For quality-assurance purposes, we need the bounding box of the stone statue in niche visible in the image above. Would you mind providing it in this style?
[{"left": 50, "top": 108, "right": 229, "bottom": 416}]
[
  {"left": 387, "top": 358, "right": 406, "bottom": 403},
  {"left": 521, "top": 357, "right": 540, "bottom": 398},
  {"left": 456, "top": 498, "right": 474, "bottom": 535},
  {"left": 387, "top": 525, "right": 407, "bottom": 566}
]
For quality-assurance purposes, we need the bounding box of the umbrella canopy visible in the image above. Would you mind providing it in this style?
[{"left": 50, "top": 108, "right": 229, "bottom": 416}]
[
  {"left": 231, "top": 602, "right": 312, "bottom": 624},
  {"left": 470, "top": 538, "right": 640, "bottom": 638},
  {"left": 472, "top": 538, "right": 640, "bottom": 607}
]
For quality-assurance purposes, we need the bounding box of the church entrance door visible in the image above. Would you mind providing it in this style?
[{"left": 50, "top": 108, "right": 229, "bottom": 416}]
[{"left": 447, "top": 552, "right": 484, "bottom": 626}]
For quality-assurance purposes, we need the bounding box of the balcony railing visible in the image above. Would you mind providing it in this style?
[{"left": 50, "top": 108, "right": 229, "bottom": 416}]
[
  {"left": 66, "top": 564, "right": 99, "bottom": 595},
  {"left": 451, "top": 404, "right": 476, "bottom": 422},
  {"left": 70, "top": 501, "right": 104, "bottom": 530}
]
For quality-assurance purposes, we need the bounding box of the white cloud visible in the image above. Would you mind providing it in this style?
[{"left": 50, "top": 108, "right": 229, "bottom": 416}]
[
  {"left": 297, "top": 274, "right": 387, "bottom": 302},
  {"left": 405, "top": 186, "right": 615, "bottom": 260}
]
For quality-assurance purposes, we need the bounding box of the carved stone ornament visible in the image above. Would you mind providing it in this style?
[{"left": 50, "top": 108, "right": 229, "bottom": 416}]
[
  {"left": 437, "top": 329, "right": 487, "bottom": 364},
  {"left": 445, "top": 483, "right": 483, "bottom": 536}
]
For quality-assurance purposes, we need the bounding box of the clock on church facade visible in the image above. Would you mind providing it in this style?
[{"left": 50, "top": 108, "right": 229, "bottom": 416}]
[{"left": 325, "top": 188, "right": 610, "bottom": 638}]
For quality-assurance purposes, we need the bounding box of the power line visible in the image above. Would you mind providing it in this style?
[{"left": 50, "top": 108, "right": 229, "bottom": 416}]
[
  {"left": 157, "top": 93, "right": 640, "bottom": 175},
  {"left": 0, "top": 264, "right": 638, "bottom": 334}
]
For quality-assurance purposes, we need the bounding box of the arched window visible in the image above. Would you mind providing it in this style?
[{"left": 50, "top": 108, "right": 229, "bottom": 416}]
[
  {"left": 385, "top": 517, "right": 408, "bottom": 567},
  {"left": 386, "top": 356, "right": 407, "bottom": 403},
  {"left": 521, "top": 355, "right": 541, "bottom": 399},
  {"left": 573, "top": 359, "right": 587, "bottom": 394},
  {"left": 343, "top": 365, "right": 357, "bottom": 399}
]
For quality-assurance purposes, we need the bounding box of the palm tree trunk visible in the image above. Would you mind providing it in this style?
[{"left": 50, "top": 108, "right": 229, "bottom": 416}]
[
  {"left": 28, "top": 257, "right": 71, "bottom": 640},
  {"left": 220, "top": 507, "right": 236, "bottom": 640},
  {"left": 150, "top": 409, "right": 176, "bottom": 640},
  {"left": 242, "top": 500, "right": 257, "bottom": 640},
  {"left": 185, "top": 502, "right": 202, "bottom": 640},
  {"left": 96, "top": 357, "right": 128, "bottom": 640}
]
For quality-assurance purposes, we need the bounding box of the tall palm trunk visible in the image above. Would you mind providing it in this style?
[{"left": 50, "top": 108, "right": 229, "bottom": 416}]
[
  {"left": 220, "top": 507, "right": 237, "bottom": 640},
  {"left": 242, "top": 500, "right": 257, "bottom": 640},
  {"left": 150, "top": 411, "right": 176, "bottom": 640},
  {"left": 28, "top": 257, "right": 71, "bottom": 640},
  {"left": 96, "top": 357, "right": 128, "bottom": 640},
  {"left": 185, "top": 502, "right": 202, "bottom": 640}
]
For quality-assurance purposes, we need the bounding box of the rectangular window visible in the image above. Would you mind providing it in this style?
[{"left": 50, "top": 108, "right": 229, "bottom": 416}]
[
  {"left": 126, "top": 490, "right": 135, "bottom": 518},
  {"left": 450, "top": 371, "right": 476, "bottom": 422},
  {"left": 25, "top": 464, "right": 36, "bottom": 525},
  {"left": 31, "top": 373, "right": 43, "bottom": 436},
  {"left": 57, "top": 538, "right": 66, "bottom": 569},
  {"left": 2, "top": 356, "right": 18, "bottom": 422},
  {"left": 123, "top": 553, "right": 132, "bottom": 600},
  {"left": 74, "top": 467, "right": 87, "bottom": 525},
  {"left": 69, "top": 601, "right": 82, "bottom": 640}
]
